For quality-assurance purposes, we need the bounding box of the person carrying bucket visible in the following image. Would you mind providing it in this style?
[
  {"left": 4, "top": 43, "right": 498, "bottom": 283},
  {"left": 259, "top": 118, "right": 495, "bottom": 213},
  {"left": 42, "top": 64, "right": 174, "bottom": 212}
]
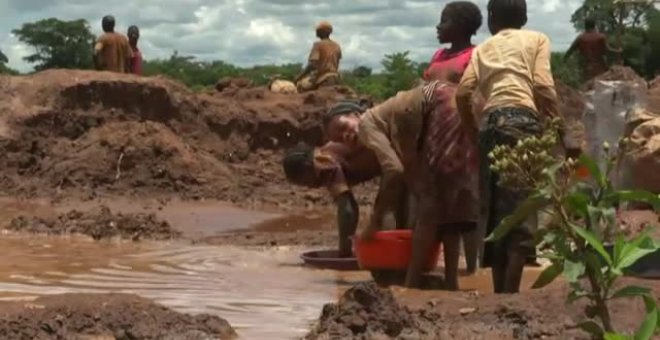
[
  {"left": 282, "top": 101, "right": 412, "bottom": 258},
  {"left": 323, "top": 1, "right": 484, "bottom": 290}
]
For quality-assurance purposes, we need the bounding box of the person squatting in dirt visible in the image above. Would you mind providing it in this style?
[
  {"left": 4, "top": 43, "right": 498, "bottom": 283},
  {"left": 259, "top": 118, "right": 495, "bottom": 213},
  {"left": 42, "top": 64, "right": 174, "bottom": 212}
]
[
  {"left": 564, "top": 17, "right": 622, "bottom": 82},
  {"left": 94, "top": 15, "right": 133, "bottom": 74},
  {"left": 295, "top": 21, "right": 343, "bottom": 93},
  {"left": 456, "top": 0, "right": 582, "bottom": 294},
  {"left": 323, "top": 26, "right": 486, "bottom": 291},
  {"left": 283, "top": 102, "right": 413, "bottom": 258}
]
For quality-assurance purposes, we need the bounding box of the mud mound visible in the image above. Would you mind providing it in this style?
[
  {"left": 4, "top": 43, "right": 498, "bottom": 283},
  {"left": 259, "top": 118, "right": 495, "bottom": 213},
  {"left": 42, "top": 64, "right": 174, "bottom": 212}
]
[
  {"left": 586, "top": 66, "right": 647, "bottom": 90},
  {"left": 306, "top": 283, "right": 435, "bottom": 339},
  {"left": 0, "top": 293, "right": 236, "bottom": 339},
  {"left": 648, "top": 75, "right": 660, "bottom": 113},
  {"left": 556, "top": 81, "right": 585, "bottom": 121},
  {"left": 6, "top": 205, "right": 180, "bottom": 241},
  {"left": 0, "top": 70, "right": 359, "bottom": 206}
]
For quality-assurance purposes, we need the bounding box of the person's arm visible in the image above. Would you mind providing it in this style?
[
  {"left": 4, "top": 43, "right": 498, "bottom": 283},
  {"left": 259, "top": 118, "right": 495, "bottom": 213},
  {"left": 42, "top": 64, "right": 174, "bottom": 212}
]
[
  {"left": 295, "top": 43, "right": 319, "bottom": 82},
  {"left": 533, "top": 35, "right": 581, "bottom": 157},
  {"left": 357, "top": 96, "right": 412, "bottom": 238},
  {"left": 456, "top": 60, "right": 479, "bottom": 138},
  {"left": 93, "top": 37, "right": 104, "bottom": 70},
  {"left": 125, "top": 39, "right": 134, "bottom": 73},
  {"left": 604, "top": 35, "right": 622, "bottom": 54},
  {"left": 336, "top": 191, "right": 359, "bottom": 257}
]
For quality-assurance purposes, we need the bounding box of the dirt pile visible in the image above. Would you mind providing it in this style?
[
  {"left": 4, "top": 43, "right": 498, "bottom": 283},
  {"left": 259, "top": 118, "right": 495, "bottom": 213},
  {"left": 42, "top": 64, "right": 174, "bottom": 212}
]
[
  {"left": 0, "top": 70, "right": 362, "bottom": 208},
  {"left": 556, "top": 81, "right": 586, "bottom": 121},
  {"left": 648, "top": 75, "right": 660, "bottom": 113},
  {"left": 306, "top": 282, "right": 437, "bottom": 339},
  {"left": 586, "top": 66, "right": 648, "bottom": 90},
  {"left": 6, "top": 205, "right": 179, "bottom": 241},
  {"left": 0, "top": 293, "right": 236, "bottom": 339}
]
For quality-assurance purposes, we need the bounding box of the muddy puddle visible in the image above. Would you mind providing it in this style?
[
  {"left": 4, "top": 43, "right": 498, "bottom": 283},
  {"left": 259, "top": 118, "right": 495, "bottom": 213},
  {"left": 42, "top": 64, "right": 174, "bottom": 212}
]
[{"left": 0, "top": 234, "right": 369, "bottom": 339}]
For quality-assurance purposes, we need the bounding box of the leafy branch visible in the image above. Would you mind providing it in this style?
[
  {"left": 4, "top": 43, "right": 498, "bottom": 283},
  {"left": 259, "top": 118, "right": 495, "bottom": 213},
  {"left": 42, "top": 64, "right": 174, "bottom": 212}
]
[{"left": 488, "top": 118, "right": 660, "bottom": 339}]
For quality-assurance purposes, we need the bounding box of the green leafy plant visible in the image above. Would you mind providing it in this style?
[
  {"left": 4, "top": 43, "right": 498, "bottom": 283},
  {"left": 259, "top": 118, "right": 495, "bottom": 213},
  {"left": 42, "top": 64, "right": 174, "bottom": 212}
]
[{"left": 487, "top": 119, "right": 660, "bottom": 339}]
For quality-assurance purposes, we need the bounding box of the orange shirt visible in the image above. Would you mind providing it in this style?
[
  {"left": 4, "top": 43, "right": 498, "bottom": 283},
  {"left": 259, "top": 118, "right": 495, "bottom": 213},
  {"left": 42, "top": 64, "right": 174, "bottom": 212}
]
[
  {"left": 308, "top": 39, "right": 342, "bottom": 84},
  {"left": 95, "top": 32, "right": 133, "bottom": 73}
]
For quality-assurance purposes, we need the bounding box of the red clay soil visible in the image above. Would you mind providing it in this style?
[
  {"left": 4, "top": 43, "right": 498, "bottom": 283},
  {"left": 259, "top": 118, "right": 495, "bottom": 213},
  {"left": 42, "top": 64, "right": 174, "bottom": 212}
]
[
  {"left": 0, "top": 70, "right": 588, "bottom": 212},
  {"left": 585, "top": 65, "right": 648, "bottom": 91},
  {"left": 307, "top": 279, "right": 660, "bottom": 339},
  {"left": 0, "top": 70, "right": 366, "bottom": 210},
  {"left": 648, "top": 75, "right": 660, "bottom": 114},
  {"left": 0, "top": 293, "right": 236, "bottom": 339},
  {"left": 6, "top": 205, "right": 180, "bottom": 241}
]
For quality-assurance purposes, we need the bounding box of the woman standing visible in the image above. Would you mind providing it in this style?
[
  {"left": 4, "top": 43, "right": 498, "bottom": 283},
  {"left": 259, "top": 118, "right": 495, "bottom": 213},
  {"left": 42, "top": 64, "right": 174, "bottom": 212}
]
[
  {"left": 424, "top": 2, "right": 481, "bottom": 83},
  {"left": 425, "top": 1, "right": 484, "bottom": 275}
]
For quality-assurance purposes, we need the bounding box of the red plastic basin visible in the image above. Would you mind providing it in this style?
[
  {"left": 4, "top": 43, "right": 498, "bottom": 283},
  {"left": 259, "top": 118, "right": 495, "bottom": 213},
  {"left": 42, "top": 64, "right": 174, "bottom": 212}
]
[{"left": 352, "top": 230, "right": 440, "bottom": 271}]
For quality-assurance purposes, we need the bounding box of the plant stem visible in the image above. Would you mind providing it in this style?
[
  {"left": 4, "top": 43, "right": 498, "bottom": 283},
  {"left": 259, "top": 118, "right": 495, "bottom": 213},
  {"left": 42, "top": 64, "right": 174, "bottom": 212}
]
[{"left": 586, "top": 267, "right": 615, "bottom": 333}]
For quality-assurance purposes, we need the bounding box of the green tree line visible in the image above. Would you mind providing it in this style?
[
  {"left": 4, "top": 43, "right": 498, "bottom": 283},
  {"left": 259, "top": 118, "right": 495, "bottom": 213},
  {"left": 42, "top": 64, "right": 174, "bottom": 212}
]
[{"left": 4, "top": 0, "right": 660, "bottom": 98}]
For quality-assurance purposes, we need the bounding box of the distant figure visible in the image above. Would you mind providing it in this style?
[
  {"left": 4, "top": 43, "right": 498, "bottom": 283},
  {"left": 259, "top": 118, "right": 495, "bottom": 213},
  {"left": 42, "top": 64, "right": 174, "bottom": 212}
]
[
  {"left": 94, "top": 15, "right": 132, "bottom": 73},
  {"left": 127, "top": 25, "right": 142, "bottom": 75},
  {"left": 564, "top": 18, "right": 621, "bottom": 81},
  {"left": 295, "top": 21, "right": 342, "bottom": 92}
]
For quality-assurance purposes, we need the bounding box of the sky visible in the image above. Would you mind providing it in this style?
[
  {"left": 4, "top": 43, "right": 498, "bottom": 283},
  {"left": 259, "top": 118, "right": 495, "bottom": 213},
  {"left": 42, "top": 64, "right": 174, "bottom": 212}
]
[{"left": 0, "top": 0, "right": 584, "bottom": 73}]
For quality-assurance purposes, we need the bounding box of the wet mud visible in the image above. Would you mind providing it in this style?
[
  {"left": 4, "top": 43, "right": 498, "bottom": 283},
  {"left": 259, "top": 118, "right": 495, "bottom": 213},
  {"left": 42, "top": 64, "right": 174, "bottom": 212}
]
[
  {"left": 0, "top": 293, "right": 236, "bottom": 340},
  {"left": 306, "top": 282, "right": 430, "bottom": 339},
  {"left": 0, "top": 70, "right": 369, "bottom": 210},
  {"left": 308, "top": 277, "right": 660, "bottom": 340},
  {"left": 6, "top": 205, "right": 179, "bottom": 241}
]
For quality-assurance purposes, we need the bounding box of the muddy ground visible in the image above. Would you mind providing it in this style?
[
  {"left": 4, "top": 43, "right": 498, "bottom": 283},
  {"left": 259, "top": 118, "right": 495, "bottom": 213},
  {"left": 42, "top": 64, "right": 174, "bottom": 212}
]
[
  {"left": 306, "top": 278, "right": 660, "bottom": 340},
  {"left": 0, "top": 70, "right": 376, "bottom": 211},
  {"left": 0, "top": 293, "right": 236, "bottom": 340},
  {"left": 0, "top": 69, "right": 658, "bottom": 339}
]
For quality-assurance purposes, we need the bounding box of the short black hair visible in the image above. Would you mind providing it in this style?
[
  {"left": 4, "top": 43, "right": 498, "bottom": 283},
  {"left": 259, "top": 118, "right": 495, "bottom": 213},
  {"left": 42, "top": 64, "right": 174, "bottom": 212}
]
[
  {"left": 488, "top": 0, "right": 527, "bottom": 30},
  {"left": 322, "top": 100, "right": 369, "bottom": 129},
  {"left": 585, "top": 18, "right": 596, "bottom": 30},
  {"left": 445, "top": 1, "right": 483, "bottom": 36},
  {"left": 282, "top": 144, "right": 315, "bottom": 183},
  {"left": 128, "top": 25, "right": 139, "bottom": 35},
  {"left": 102, "top": 15, "right": 115, "bottom": 32}
]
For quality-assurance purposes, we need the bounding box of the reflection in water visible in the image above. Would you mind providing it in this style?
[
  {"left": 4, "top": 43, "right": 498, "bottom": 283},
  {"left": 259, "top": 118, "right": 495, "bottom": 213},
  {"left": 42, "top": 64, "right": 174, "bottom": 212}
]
[{"left": 0, "top": 235, "right": 368, "bottom": 339}]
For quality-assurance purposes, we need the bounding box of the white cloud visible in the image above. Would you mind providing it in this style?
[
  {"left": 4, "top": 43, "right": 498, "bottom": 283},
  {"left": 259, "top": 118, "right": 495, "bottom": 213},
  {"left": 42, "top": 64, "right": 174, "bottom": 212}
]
[{"left": 0, "top": 0, "right": 583, "bottom": 73}]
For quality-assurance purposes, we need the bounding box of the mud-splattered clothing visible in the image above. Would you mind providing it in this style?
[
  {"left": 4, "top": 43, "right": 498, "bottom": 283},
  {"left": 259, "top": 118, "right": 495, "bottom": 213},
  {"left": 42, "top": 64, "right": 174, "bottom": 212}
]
[
  {"left": 313, "top": 142, "right": 381, "bottom": 198},
  {"left": 308, "top": 38, "right": 342, "bottom": 86},
  {"left": 456, "top": 29, "right": 563, "bottom": 268},
  {"left": 479, "top": 107, "right": 541, "bottom": 266},
  {"left": 358, "top": 81, "right": 478, "bottom": 229},
  {"left": 424, "top": 47, "right": 475, "bottom": 82},
  {"left": 95, "top": 32, "right": 132, "bottom": 73},
  {"left": 457, "top": 29, "right": 560, "bottom": 124}
]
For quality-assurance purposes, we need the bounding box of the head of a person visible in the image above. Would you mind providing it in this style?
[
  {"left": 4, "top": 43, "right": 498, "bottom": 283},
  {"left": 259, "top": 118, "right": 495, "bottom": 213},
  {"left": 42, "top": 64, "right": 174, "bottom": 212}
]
[
  {"left": 322, "top": 101, "right": 367, "bottom": 148},
  {"left": 282, "top": 144, "right": 319, "bottom": 187},
  {"left": 102, "top": 15, "right": 116, "bottom": 33},
  {"left": 437, "top": 1, "right": 483, "bottom": 44},
  {"left": 316, "top": 21, "right": 333, "bottom": 39},
  {"left": 585, "top": 18, "right": 596, "bottom": 31},
  {"left": 487, "top": 0, "right": 527, "bottom": 35},
  {"left": 128, "top": 25, "right": 140, "bottom": 45}
]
